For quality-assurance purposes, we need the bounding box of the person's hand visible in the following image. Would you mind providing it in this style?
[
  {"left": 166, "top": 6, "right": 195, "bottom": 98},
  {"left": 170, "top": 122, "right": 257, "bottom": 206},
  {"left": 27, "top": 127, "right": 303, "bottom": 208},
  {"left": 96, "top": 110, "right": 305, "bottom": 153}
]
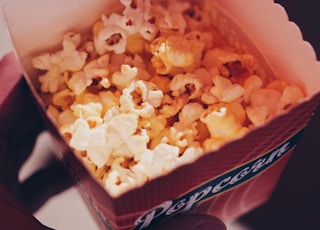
[
  {"left": 147, "top": 213, "right": 227, "bottom": 230},
  {"left": 0, "top": 53, "right": 73, "bottom": 229}
]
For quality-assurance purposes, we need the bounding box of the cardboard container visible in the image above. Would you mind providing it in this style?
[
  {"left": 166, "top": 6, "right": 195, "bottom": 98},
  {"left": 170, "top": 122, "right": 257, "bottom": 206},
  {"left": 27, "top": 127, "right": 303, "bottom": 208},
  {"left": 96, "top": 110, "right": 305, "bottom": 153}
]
[{"left": 2, "top": 0, "right": 320, "bottom": 229}]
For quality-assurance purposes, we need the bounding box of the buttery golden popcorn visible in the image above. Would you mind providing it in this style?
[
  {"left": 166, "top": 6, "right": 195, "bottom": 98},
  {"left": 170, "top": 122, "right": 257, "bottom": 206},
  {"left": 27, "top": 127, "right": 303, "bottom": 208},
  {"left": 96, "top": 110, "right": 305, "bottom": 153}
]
[{"left": 32, "top": 0, "right": 305, "bottom": 197}]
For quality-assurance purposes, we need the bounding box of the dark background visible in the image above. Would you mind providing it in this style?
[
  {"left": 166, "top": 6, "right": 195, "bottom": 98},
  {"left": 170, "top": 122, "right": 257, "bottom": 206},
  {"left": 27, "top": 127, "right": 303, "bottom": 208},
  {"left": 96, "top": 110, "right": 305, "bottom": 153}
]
[{"left": 238, "top": 1, "right": 320, "bottom": 229}]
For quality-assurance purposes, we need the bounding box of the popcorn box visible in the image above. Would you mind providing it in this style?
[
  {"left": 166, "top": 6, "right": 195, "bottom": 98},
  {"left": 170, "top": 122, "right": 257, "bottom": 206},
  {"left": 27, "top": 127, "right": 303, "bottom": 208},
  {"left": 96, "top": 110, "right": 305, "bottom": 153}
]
[{"left": 2, "top": 0, "right": 320, "bottom": 229}]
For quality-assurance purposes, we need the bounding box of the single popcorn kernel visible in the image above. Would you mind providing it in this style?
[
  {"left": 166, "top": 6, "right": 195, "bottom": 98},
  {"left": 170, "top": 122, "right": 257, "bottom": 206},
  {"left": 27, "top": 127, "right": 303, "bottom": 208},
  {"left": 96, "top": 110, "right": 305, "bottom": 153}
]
[
  {"left": 200, "top": 104, "right": 242, "bottom": 139},
  {"left": 32, "top": 0, "right": 306, "bottom": 197}
]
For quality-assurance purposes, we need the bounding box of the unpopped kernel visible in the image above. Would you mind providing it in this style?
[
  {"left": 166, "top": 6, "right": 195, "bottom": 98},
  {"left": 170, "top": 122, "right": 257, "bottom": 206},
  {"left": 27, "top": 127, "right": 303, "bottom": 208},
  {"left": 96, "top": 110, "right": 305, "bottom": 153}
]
[{"left": 32, "top": 0, "right": 305, "bottom": 197}]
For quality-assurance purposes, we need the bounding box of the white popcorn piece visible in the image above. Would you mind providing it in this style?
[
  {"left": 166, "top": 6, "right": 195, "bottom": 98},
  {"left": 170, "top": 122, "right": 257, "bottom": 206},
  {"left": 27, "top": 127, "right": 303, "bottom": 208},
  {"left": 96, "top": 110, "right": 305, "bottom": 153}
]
[
  {"left": 111, "top": 129, "right": 149, "bottom": 161},
  {"left": 221, "top": 84, "right": 245, "bottom": 103},
  {"left": 103, "top": 106, "right": 121, "bottom": 123},
  {"left": 52, "top": 88, "right": 75, "bottom": 110},
  {"left": 178, "top": 102, "right": 204, "bottom": 126},
  {"left": 139, "top": 114, "right": 167, "bottom": 140},
  {"left": 200, "top": 106, "right": 242, "bottom": 139},
  {"left": 159, "top": 94, "right": 188, "bottom": 118},
  {"left": 169, "top": 123, "right": 197, "bottom": 149},
  {"left": 32, "top": 47, "right": 87, "bottom": 73},
  {"left": 139, "top": 143, "right": 180, "bottom": 178},
  {"left": 105, "top": 169, "right": 129, "bottom": 197},
  {"left": 146, "top": 89, "right": 163, "bottom": 108},
  {"left": 250, "top": 88, "right": 282, "bottom": 116},
  {"left": 243, "top": 75, "right": 264, "bottom": 103},
  {"left": 178, "top": 146, "right": 203, "bottom": 166},
  {"left": 185, "top": 30, "right": 214, "bottom": 51},
  {"left": 67, "top": 71, "right": 92, "bottom": 95},
  {"left": 111, "top": 64, "right": 138, "bottom": 89},
  {"left": 83, "top": 54, "right": 110, "bottom": 79},
  {"left": 108, "top": 113, "right": 139, "bottom": 142},
  {"left": 55, "top": 49, "right": 88, "bottom": 72},
  {"left": 170, "top": 72, "right": 203, "bottom": 99},
  {"left": 246, "top": 105, "right": 269, "bottom": 127},
  {"left": 193, "top": 67, "right": 213, "bottom": 86},
  {"left": 139, "top": 20, "right": 158, "bottom": 41},
  {"left": 201, "top": 86, "right": 218, "bottom": 105},
  {"left": 94, "top": 24, "right": 128, "bottom": 55},
  {"left": 157, "top": 11, "right": 187, "bottom": 36},
  {"left": 38, "top": 70, "right": 64, "bottom": 93},
  {"left": 69, "top": 118, "right": 91, "bottom": 151},
  {"left": 127, "top": 129, "right": 149, "bottom": 161},
  {"left": 203, "top": 48, "right": 240, "bottom": 72},
  {"left": 120, "top": 80, "right": 155, "bottom": 118},
  {"left": 150, "top": 35, "right": 202, "bottom": 74},
  {"left": 62, "top": 32, "right": 81, "bottom": 52},
  {"left": 163, "top": 36, "right": 194, "bottom": 67},
  {"left": 86, "top": 116, "right": 104, "bottom": 128},
  {"left": 122, "top": 0, "right": 158, "bottom": 41},
  {"left": 71, "top": 102, "right": 103, "bottom": 118},
  {"left": 210, "top": 75, "right": 232, "bottom": 100},
  {"left": 58, "top": 109, "right": 77, "bottom": 127},
  {"left": 32, "top": 53, "right": 56, "bottom": 71},
  {"left": 276, "top": 84, "right": 305, "bottom": 112},
  {"left": 87, "top": 123, "right": 112, "bottom": 167},
  {"left": 99, "top": 91, "right": 120, "bottom": 114},
  {"left": 104, "top": 156, "right": 148, "bottom": 197}
]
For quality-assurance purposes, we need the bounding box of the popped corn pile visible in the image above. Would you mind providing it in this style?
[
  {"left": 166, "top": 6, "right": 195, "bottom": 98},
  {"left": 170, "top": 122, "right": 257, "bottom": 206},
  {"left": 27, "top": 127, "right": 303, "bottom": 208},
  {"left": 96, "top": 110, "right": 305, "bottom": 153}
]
[{"left": 32, "top": 0, "right": 305, "bottom": 197}]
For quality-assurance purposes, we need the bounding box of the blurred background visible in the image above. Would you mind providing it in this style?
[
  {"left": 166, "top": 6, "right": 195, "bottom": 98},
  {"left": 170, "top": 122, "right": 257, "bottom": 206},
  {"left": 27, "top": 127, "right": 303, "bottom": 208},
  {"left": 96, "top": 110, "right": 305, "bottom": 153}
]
[{"left": 1, "top": 0, "right": 320, "bottom": 229}]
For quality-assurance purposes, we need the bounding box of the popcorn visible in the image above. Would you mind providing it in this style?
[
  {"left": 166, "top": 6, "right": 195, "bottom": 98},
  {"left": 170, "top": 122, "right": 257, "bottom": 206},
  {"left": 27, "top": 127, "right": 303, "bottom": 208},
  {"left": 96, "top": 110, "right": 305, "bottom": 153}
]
[
  {"left": 170, "top": 72, "right": 203, "bottom": 99},
  {"left": 58, "top": 109, "right": 77, "bottom": 127},
  {"left": 52, "top": 88, "right": 75, "bottom": 110},
  {"left": 150, "top": 35, "right": 204, "bottom": 74},
  {"left": 183, "top": 4, "right": 211, "bottom": 31},
  {"left": 120, "top": 80, "right": 156, "bottom": 118},
  {"left": 126, "top": 129, "right": 150, "bottom": 161},
  {"left": 32, "top": 0, "right": 306, "bottom": 197},
  {"left": 200, "top": 105, "right": 242, "bottom": 139},
  {"left": 83, "top": 54, "right": 110, "bottom": 81},
  {"left": 99, "top": 91, "right": 120, "bottom": 113},
  {"left": 221, "top": 83, "right": 245, "bottom": 103},
  {"left": 246, "top": 105, "right": 269, "bottom": 127},
  {"left": 139, "top": 114, "right": 167, "bottom": 139},
  {"left": 157, "top": 11, "right": 187, "bottom": 36},
  {"left": 169, "top": 122, "right": 198, "bottom": 150},
  {"left": 62, "top": 32, "right": 82, "bottom": 52},
  {"left": 277, "top": 84, "right": 305, "bottom": 111},
  {"left": 71, "top": 102, "right": 103, "bottom": 118},
  {"left": 108, "top": 113, "right": 139, "bottom": 142},
  {"left": 68, "top": 118, "right": 91, "bottom": 151},
  {"left": 33, "top": 42, "right": 87, "bottom": 73},
  {"left": 243, "top": 75, "right": 264, "bottom": 103},
  {"left": 139, "top": 143, "right": 180, "bottom": 178},
  {"left": 111, "top": 64, "right": 138, "bottom": 89},
  {"left": 39, "top": 70, "right": 64, "bottom": 93},
  {"left": 178, "top": 102, "right": 204, "bottom": 126},
  {"left": 86, "top": 123, "right": 111, "bottom": 167},
  {"left": 250, "top": 88, "right": 281, "bottom": 116},
  {"left": 67, "top": 71, "right": 92, "bottom": 95},
  {"left": 94, "top": 25, "right": 128, "bottom": 55}
]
